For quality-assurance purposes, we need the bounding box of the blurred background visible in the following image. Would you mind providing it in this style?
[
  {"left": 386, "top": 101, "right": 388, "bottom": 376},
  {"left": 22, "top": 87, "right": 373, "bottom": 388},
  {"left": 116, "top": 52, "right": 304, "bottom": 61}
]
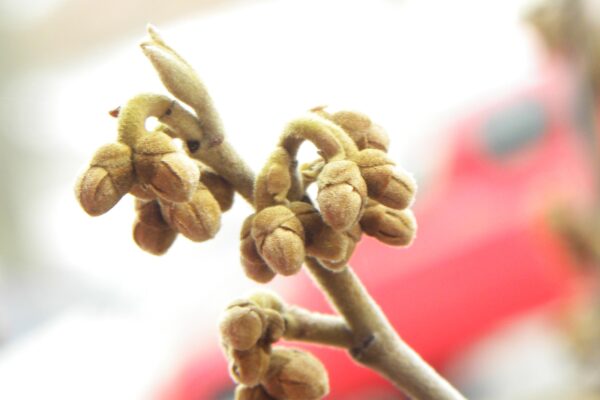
[{"left": 1, "top": 0, "right": 600, "bottom": 398}]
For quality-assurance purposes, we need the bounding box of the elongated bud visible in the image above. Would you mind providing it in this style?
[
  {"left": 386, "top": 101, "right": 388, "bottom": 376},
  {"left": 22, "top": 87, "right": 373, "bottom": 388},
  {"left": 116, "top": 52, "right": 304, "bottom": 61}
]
[
  {"left": 220, "top": 302, "right": 265, "bottom": 351},
  {"left": 252, "top": 206, "right": 306, "bottom": 276},
  {"left": 351, "top": 149, "right": 416, "bottom": 210},
  {"left": 321, "top": 224, "right": 362, "bottom": 272},
  {"left": 133, "top": 132, "right": 199, "bottom": 203},
  {"left": 133, "top": 199, "right": 177, "bottom": 255},
  {"left": 76, "top": 142, "right": 134, "bottom": 216},
  {"left": 200, "top": 168, "right": 234, "bottom": 211},
  {"left": 229, "top": 345, "right": 271, "bottom": 386},
  {"left": 360, "top": 204, "right": 416, "bottom": 246},
  {"left": 329, "top": 111, "right": 390, "bottom": 152},
  {"left": 160, "top": 183, "right": 221, "bottom": 242},
  {"left": 288, "top": 202, "right": 348, "bottom": 263},
  {"left": 240, "top": 216, "right": 276, "bottom": 283},
  {"left": 261, "top": 348, "right": 329, "bottom": 400},
  {"left": 317, "top": 160, "right": 367, "bottom": 231},
  {"left": 235, "top": 386, "right": 274, "bottom": 400}
]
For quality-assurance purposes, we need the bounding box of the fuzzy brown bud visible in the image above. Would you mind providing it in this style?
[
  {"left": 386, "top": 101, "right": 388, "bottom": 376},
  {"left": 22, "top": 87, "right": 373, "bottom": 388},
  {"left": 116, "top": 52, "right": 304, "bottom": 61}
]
[
  {"left": 160, "top": 183, "right": 221, "bottom": 242},
  {"left": 317, "top": 160, "right": 367, "bottom": 232},
  {"left": 351, "top": 149, "right": 416, "bottom": 210},
  {"left": 128, "top": 183, "right": 155, "bottom": 200},
  {"left": 240, "top": 216, "right": 276, "bottom": 283},
  {"left": 261, "top": 348, "right": 329, "bottom": 400},
  {"left": 133, "top": 199, "right": 177, "bottom": 255},
  {"left": 229, "top": 345, "right": 271, "bottom": 387},
  {"left": 288, "top": 202, "right": 348, "bottom": 263},
  {"left": 360, "top": 204, "right": 416, "bottom": 246},
  {"left": 252, "top": 206, "right": 306, "bottom": 276},
  {"left": 133, "top": 132, "right": 199, "bottom": 203},
  {"left": 76, "top": 142, "right": 134, "bottom": 216},
  {"left": 235, "top": 386, "right": 274, "bottom": 400},
  {"left": 321, "top": 224, "right": 362, "bottom": 272},
  {"left": 220, "top": 304, "right": 265, "bottom": 351},
  {"left": 330, "top": 111, "right": 390, "bottom": 152},
  {"left": 200, "top": 168, "right": 235, "bottom": 211},
  {"left": 248, "top": 291, "right": 285, "bottom": 313}
]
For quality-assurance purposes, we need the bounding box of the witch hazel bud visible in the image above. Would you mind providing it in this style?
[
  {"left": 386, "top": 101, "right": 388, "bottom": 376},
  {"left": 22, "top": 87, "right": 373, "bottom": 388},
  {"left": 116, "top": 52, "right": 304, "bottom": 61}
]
[
  {"left": 321, "top": 224, "right": 362, "bottom": 272},
  {"left": 133, "top": 132, "right": 199, "bottom": 203},
  {"left": 76, "top": 142, "right": 134, "bottom": 216},
  {"left": 330, "top": 111, "right": 390, "bottom": 152},
  {"left": 229, "top": 344, "right": 271, "bottom": 386},
  {"left": 361, "top": 204, "right": 416, "bottom": 246},
  {"left": 240, "top": 216, "right": 276, "bottom": 283},
  {"left": 317, "top": 160, "right": 367, "bottom": 232},
  {"left": 200, "top": 168, "right": 235, "bottom": 212},
  {"left": 220, "top": 303, "right": 265, "bottom": 351},
  {"left": 160, "top": 183, "right": 221, "bottom": 242},
  {"left": 133, "top": 199, "right": 177, "bottom": 255},
  {"left": 351, "top": 149, "right": 416, "bottom": 210},
  {"left": 261, "top": 348, "right": 329, "bottom": 400},
  {"left": 288, "top": 202, "right": 348, "bottom": 263},
  {"left": 252, "top": 206, "right": 306, "bottom": 276}
]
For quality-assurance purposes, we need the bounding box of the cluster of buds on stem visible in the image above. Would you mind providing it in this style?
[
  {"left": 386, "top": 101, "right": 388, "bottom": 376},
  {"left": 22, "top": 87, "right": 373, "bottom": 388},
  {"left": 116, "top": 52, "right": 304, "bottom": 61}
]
[
  {"left": 240, "top": 109, "right": 417, "bottom": 282},
  {"left": 75, "top": 102, "right": 234, "bottom": 255},
  {"left": 220, "top": 292, "right": 329, "bottom": 400}
]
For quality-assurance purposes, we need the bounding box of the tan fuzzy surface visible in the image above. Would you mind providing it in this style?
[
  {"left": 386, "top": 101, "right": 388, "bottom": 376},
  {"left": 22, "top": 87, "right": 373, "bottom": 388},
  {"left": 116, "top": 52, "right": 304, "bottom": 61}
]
[
  {"left": 235, "top": 385, "right": 275, "bottom": 400},
  {"left": 361, "top": 204, "right": 417, "bottom": 246},
  {"left": 76, "top": 142, "right": 134, "bottom": 216},
  {"left": 252, "top": 206, "right": 305, "bottom": 276},
  {"left": 200, "top": 168, "right": 235, "bottom": 211},
  {"left": 220, "top": 304, "right": 265, "bottom": 351},
  {"left": 317, "top": 160, "right": 367, "bottom": 231},
  {"left": 229, "top": 345, "right": 271, "bottom": 387},
  {"left": 261, "top": 348, "right": 329, "bottom": 400},
  {"left": 352, "top": 149, "right": 416, "bottom": 210},
  {"left": 132, "top": 199, "right": 177, "bottom": 255}
]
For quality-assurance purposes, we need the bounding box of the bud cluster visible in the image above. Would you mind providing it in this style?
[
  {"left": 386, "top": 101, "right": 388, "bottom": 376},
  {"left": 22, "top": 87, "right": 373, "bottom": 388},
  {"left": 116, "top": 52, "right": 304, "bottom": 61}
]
[
  {"left": 220, "top": 292, "right": 329, "bottom": 400},
  {"left": 75, "top": 121, "right": 234, "bottom": 255},
  {"left": 240, "top": 110, "right": 417, "bottom": 282}
]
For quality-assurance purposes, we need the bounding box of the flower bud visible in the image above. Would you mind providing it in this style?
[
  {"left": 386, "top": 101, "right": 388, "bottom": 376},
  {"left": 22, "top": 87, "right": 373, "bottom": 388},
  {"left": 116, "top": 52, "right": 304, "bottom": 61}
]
[
  {"left": 235, "top": 386, "right": 274, "bottom": 400},
  {"left": 351, "top": 149, "right": 416, "bottom": 210},
  {"left": 360, "top": 204, "right": 416, "bottom": 246},
  {"left": 240, "top": 216, "right": 276, "bottom": 283},
  {"left": 321, "top": 224, "right": 362, "bottom": 272},
  {"left": 160, "top": 184, "right": 221, "bottom": 242},
  {"left": 252, "top": 206, "right": 306, "bottom": 276},
  {"left": 261, "top": 348, "right": 329, "bottom": 400},
  {"left": 200, "top": 168, "right": 235, "bottom": 211},
  {"left": 229, "top": 345, "right": 271, "bottom": 386},
  {"left": 330, "top": 111, "right": 390, "bottom": 152},
  {"left": 75, "top": 142, "right": 134, "bottom": 216},
  {"left": 248, "top": 291, "right": 285, "bottom": 313},
  {"left": 220, "top": 304, "right": 265, "bottom": 351},
  {"left": 134, "top": 132, "right": 199, "bottom": 203},
  {"left": 133, "top": 199, "right": 177, "bottom": 255},
  {"left": 288, "top": 202, "right": 348, "bottom": 263},
  {"left": 317, "top": 160, "right": 367, "bottom": 232},
  {"left": 129, "top": 183, "right": 155, "bottom": 200}
]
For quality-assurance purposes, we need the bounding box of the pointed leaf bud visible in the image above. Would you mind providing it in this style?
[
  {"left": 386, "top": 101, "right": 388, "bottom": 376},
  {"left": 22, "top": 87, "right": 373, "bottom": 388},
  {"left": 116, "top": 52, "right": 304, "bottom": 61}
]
[
  {"left": 261, "top": 348, "right": 329, "bottom": 400},
  {"left": 240, "top": 216, "right": 276, "bottom": 283},
  {"left": 160, "top": 184, "right": 221, "bottom": 242},
  {"left": 317, "top": 160, "right": 367, "bottom": 232},
  {"left": 134, "top": 132, "right": 199, "bottom": 203},
  {"left": 75, "top": 142, "right": 134, "bottom": 216},
  {"left": 133, "top": 199, "right": 177, "bottom": 255},
  {"left": 252, "top": 206, "right": 305, "bottom": 276},
  {"left": 351, "top": 149, "right": 416, "bottom": 210},
  {"left": 360, "top": 204, "right": 417, "bottom": 246}
]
